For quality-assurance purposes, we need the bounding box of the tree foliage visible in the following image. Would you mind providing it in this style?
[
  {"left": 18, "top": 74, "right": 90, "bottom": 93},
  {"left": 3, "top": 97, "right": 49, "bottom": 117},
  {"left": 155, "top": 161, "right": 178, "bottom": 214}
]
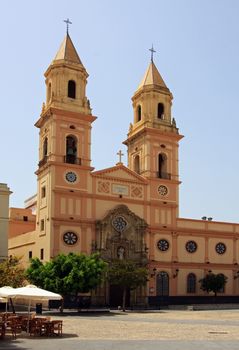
[
  {"left": 25, "top": 252, "right": 107, "bottom": 296},
  {"left": 199, "top": 273, "right": 228, "bottom": 297},
  {"left": 0, "top": 256, "right": 26, "bottom": 287},
  {"left": 107, "top": 260, "right": 148, "bottom": 311}
]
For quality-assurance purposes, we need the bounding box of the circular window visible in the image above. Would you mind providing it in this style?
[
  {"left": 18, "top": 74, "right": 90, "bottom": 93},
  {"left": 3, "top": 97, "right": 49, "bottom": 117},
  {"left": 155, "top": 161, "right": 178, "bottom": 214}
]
[
  {"left": 65, "top": 171, "right": 77, "bottom": 183},
  {"left": 215, "top": 242, "right": 226, "bottom": 255},
  {"left": 63, "top": 232, "right": 78, "bottom": 245},
  {"left": 185, "top": 240, "right": 197, "bottom": 253},
  {"left": 158, "top": 185, "right": 168, "bottom": 196},
  {"left": 157, "top": 239, "right": 169, "bottom": 252},
  {"left": 112, "top": 216, "right": 128, "bottom": 233}
]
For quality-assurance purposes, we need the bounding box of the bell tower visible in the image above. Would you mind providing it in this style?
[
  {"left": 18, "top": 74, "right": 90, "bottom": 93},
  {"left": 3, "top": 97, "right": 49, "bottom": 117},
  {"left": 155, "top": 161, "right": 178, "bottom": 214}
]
[
  {"left": 34, "top": 28, "right": 96, "bottom": 260},
  {"left": 36, "top": 32, "right": 96, "bottom": 169},
  {"left": 124, "top": 50, "right": 183, "bottom": 214}
]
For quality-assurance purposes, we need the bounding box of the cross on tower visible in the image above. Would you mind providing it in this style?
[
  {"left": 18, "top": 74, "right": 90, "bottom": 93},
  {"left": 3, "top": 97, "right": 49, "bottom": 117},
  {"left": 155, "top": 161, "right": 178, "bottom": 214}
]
[
  {"left": 117, "top": 150, "right": 124, "bottom": 163},
  {"left": 64, "top": 18, "right": 72, "bottom": 34},
  {"left": 149, "top": 45, "right": 156, "bottom": 62}
]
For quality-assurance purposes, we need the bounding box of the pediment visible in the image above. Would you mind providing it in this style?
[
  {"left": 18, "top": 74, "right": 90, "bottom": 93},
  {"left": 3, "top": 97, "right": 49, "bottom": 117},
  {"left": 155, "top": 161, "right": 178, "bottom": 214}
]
[{"left": 92, "top": 164, "right": 147, "bottom": 184}]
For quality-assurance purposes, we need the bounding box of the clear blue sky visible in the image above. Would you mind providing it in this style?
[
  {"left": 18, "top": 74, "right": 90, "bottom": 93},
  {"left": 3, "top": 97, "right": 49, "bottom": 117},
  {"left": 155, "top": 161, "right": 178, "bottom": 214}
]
[{"left": 1, "top": 0, "right": 239, "bottom": 222}]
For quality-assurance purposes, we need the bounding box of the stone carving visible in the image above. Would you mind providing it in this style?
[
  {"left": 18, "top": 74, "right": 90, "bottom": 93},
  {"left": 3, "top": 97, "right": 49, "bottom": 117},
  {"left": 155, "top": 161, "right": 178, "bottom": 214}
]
[
  {"left": 94, "top": 206, "right": 149, "bottom": 307},
  {"left": 117, "top": 246, "right": 125, "bottom": 260},
  {"left": 95, "top": 205, "right": 148, "bottom": 264},
  {"left": 98, "top": 181, "right": 110, "bottom": 193},
  {"left": 131, "top": 186, "right": 143, "bottom": 198}
]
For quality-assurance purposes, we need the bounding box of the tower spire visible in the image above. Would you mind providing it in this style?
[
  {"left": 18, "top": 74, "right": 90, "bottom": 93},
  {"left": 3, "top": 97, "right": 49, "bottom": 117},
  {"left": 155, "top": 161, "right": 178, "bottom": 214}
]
[
  {"left": 63, "top": 18, "right": 72, "bottom": 35},
  {"left": 43, "top": 26, "right": 91, "bottom": 116}
]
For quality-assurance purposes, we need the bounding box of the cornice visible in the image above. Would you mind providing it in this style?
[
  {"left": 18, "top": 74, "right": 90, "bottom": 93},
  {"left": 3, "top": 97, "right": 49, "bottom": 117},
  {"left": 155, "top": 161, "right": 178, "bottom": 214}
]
[{"left": 124, "top": 126, "right": 183, "bottom": 145}]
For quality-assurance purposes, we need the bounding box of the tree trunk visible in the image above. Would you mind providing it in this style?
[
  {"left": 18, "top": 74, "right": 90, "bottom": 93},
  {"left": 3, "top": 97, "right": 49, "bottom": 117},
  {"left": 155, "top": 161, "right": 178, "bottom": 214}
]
[
  {"left": 122, "top": 287, "right": 126, "bottom": 312},
  {"left": 60, "top": 298, "right": 64, "bottom": 313}
]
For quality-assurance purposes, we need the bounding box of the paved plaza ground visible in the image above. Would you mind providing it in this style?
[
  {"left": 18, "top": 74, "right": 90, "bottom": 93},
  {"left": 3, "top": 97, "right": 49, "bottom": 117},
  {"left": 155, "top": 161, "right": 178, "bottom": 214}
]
[{"left": 1, "top": 309, "right": 239, "bottom": 350}]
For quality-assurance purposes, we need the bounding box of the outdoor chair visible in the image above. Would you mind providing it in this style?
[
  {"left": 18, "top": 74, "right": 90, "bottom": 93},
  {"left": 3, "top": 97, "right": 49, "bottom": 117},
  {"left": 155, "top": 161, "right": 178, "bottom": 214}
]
[
  {"left": 30, "top": 317, "right": 51, "bottom": 336},
  {"left": 29, "top": 318, "right": 43, "bottom": 336},
  {"left": 51, "top": 320, "right": 63, "bottom": 336},
  {"left": 0, "top": 321, "right": 5, "bottom": 339},
  {"left": 5, "top": 316, "right": 21, "bottom": 339}
]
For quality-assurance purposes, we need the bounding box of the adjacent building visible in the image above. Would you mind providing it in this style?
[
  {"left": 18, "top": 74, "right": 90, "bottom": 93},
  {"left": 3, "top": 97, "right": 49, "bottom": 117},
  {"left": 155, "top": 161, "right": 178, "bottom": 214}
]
[{"left": 0, "top": 183, "right": 11, "bottom": 261}]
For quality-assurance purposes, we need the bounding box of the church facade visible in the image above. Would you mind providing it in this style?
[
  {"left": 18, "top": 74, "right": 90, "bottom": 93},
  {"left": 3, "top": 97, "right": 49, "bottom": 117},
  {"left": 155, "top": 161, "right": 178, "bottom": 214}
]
[{"left": 8, "top": 32, "right": 239, "bottom": 306}]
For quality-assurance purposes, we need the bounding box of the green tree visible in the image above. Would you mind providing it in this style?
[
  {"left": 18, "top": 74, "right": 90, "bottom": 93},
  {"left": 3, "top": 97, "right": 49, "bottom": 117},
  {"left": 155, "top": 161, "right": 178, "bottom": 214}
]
[
  {"left": 199, "top": 273, "right": 228, "bottom": 297},
  {"left": 0, "top": 256, "right": 25, "bottom": 287},
  {"left": 25, "top": 252, "right": 107, "bottom": 306},
  {"left": 107, "top": 260, "right": 148, "bottom": 311}
]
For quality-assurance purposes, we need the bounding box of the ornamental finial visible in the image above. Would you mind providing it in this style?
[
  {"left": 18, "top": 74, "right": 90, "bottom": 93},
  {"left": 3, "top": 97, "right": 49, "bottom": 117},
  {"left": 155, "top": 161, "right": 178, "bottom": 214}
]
[
  {"left": 149, "top": 44, "right": 156, "bottom": 62},
  {"left": 63, "top": 18, "right": 72, "bottom": 34}
]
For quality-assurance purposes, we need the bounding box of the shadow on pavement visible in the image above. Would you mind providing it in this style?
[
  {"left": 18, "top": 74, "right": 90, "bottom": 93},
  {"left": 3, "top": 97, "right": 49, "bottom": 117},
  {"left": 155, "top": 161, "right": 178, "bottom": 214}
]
[
  {"left": 46, "top": 311, "right": 116, "bottom": 318},
  {"left": 0, "top": 339, "right": 28, "bottom": 350},
  {"left": 46, "top": 309, "right": 166, "bottom": 317},
  {"left": 24, "top": 333, "right": 78, "bottom": 340}
]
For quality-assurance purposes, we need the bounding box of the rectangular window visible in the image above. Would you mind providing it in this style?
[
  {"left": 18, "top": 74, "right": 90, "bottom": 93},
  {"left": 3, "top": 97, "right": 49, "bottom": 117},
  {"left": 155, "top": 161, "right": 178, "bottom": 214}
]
[
  {"left": 29, "top": 251, "right": 32, "bottom": 259},
  {"left": 40, "top": 219, "right": 44, "bottom": 231},
  {"left": 40, "top": 249, "right": 44, "bottom": 260},
  {"left": 23, "top": 216, "right": 28, "bottom": 221},
  {"left": 41, "top": 186, "right": 46, "bottom": 198}
]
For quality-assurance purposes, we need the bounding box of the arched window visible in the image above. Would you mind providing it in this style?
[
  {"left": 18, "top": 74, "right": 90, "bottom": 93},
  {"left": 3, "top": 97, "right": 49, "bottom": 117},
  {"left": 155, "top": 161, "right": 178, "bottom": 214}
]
[
  {"left": 47, "top": 83, "right": 52, "bottom": 103},
  {"left": 68, "top": 80, "right": 76, "bottom": 99},
  {"left": 187, "top": 273, "right": 196, "bottom": 293},
  {"left": 157, "top": 103, "right": 164, "bottom": 119},
  {"left": 43, "top": 137, "right": 48, "bottom": 157},
  {"left": 66, "top": 135, "right": 77, "bottom": 164},
  {"left": 156, "top": 271, "right": 169, "bottom": 296},
  {"left": 137, "top": 105, "right": 141, "bottom": 122},
  {"left": 134, "top": 155, "right": 140, "bottom": 174},
  {"left": 158, "top": 153, "right": 168, "bottom": 179}
]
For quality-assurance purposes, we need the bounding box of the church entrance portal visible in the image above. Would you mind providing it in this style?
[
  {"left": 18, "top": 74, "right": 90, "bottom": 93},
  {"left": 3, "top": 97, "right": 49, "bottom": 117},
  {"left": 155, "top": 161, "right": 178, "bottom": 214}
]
[
  {"left": 93, "top": 205, "right": 148, "bottom": 307},
  {"left": 92, "top": 205, "right": 148, "bottom": 307},
  {"left": 109, "top": 284, "right": 130, "bottom": 308}
]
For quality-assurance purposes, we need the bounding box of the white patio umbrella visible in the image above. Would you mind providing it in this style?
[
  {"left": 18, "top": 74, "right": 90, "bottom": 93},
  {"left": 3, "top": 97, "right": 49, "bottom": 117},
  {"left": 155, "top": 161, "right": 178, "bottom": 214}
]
[
  {"left": 12, "top": 285, "right": 62, "bottom": 332},
  {"left": 0, "top": 285, "right": 62, "bottom": 310},
  {"left": 0, "top": 286, "right": 16, "bottom": 312},
  {"left": 0, "top": 286, "right": 16, "bottom": 298},
  {"left": 13, "top": 284, "right": 62, "bottom": 314},
  {"left": 13, "top": 285, "right": 62, "bottom": 301}
]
